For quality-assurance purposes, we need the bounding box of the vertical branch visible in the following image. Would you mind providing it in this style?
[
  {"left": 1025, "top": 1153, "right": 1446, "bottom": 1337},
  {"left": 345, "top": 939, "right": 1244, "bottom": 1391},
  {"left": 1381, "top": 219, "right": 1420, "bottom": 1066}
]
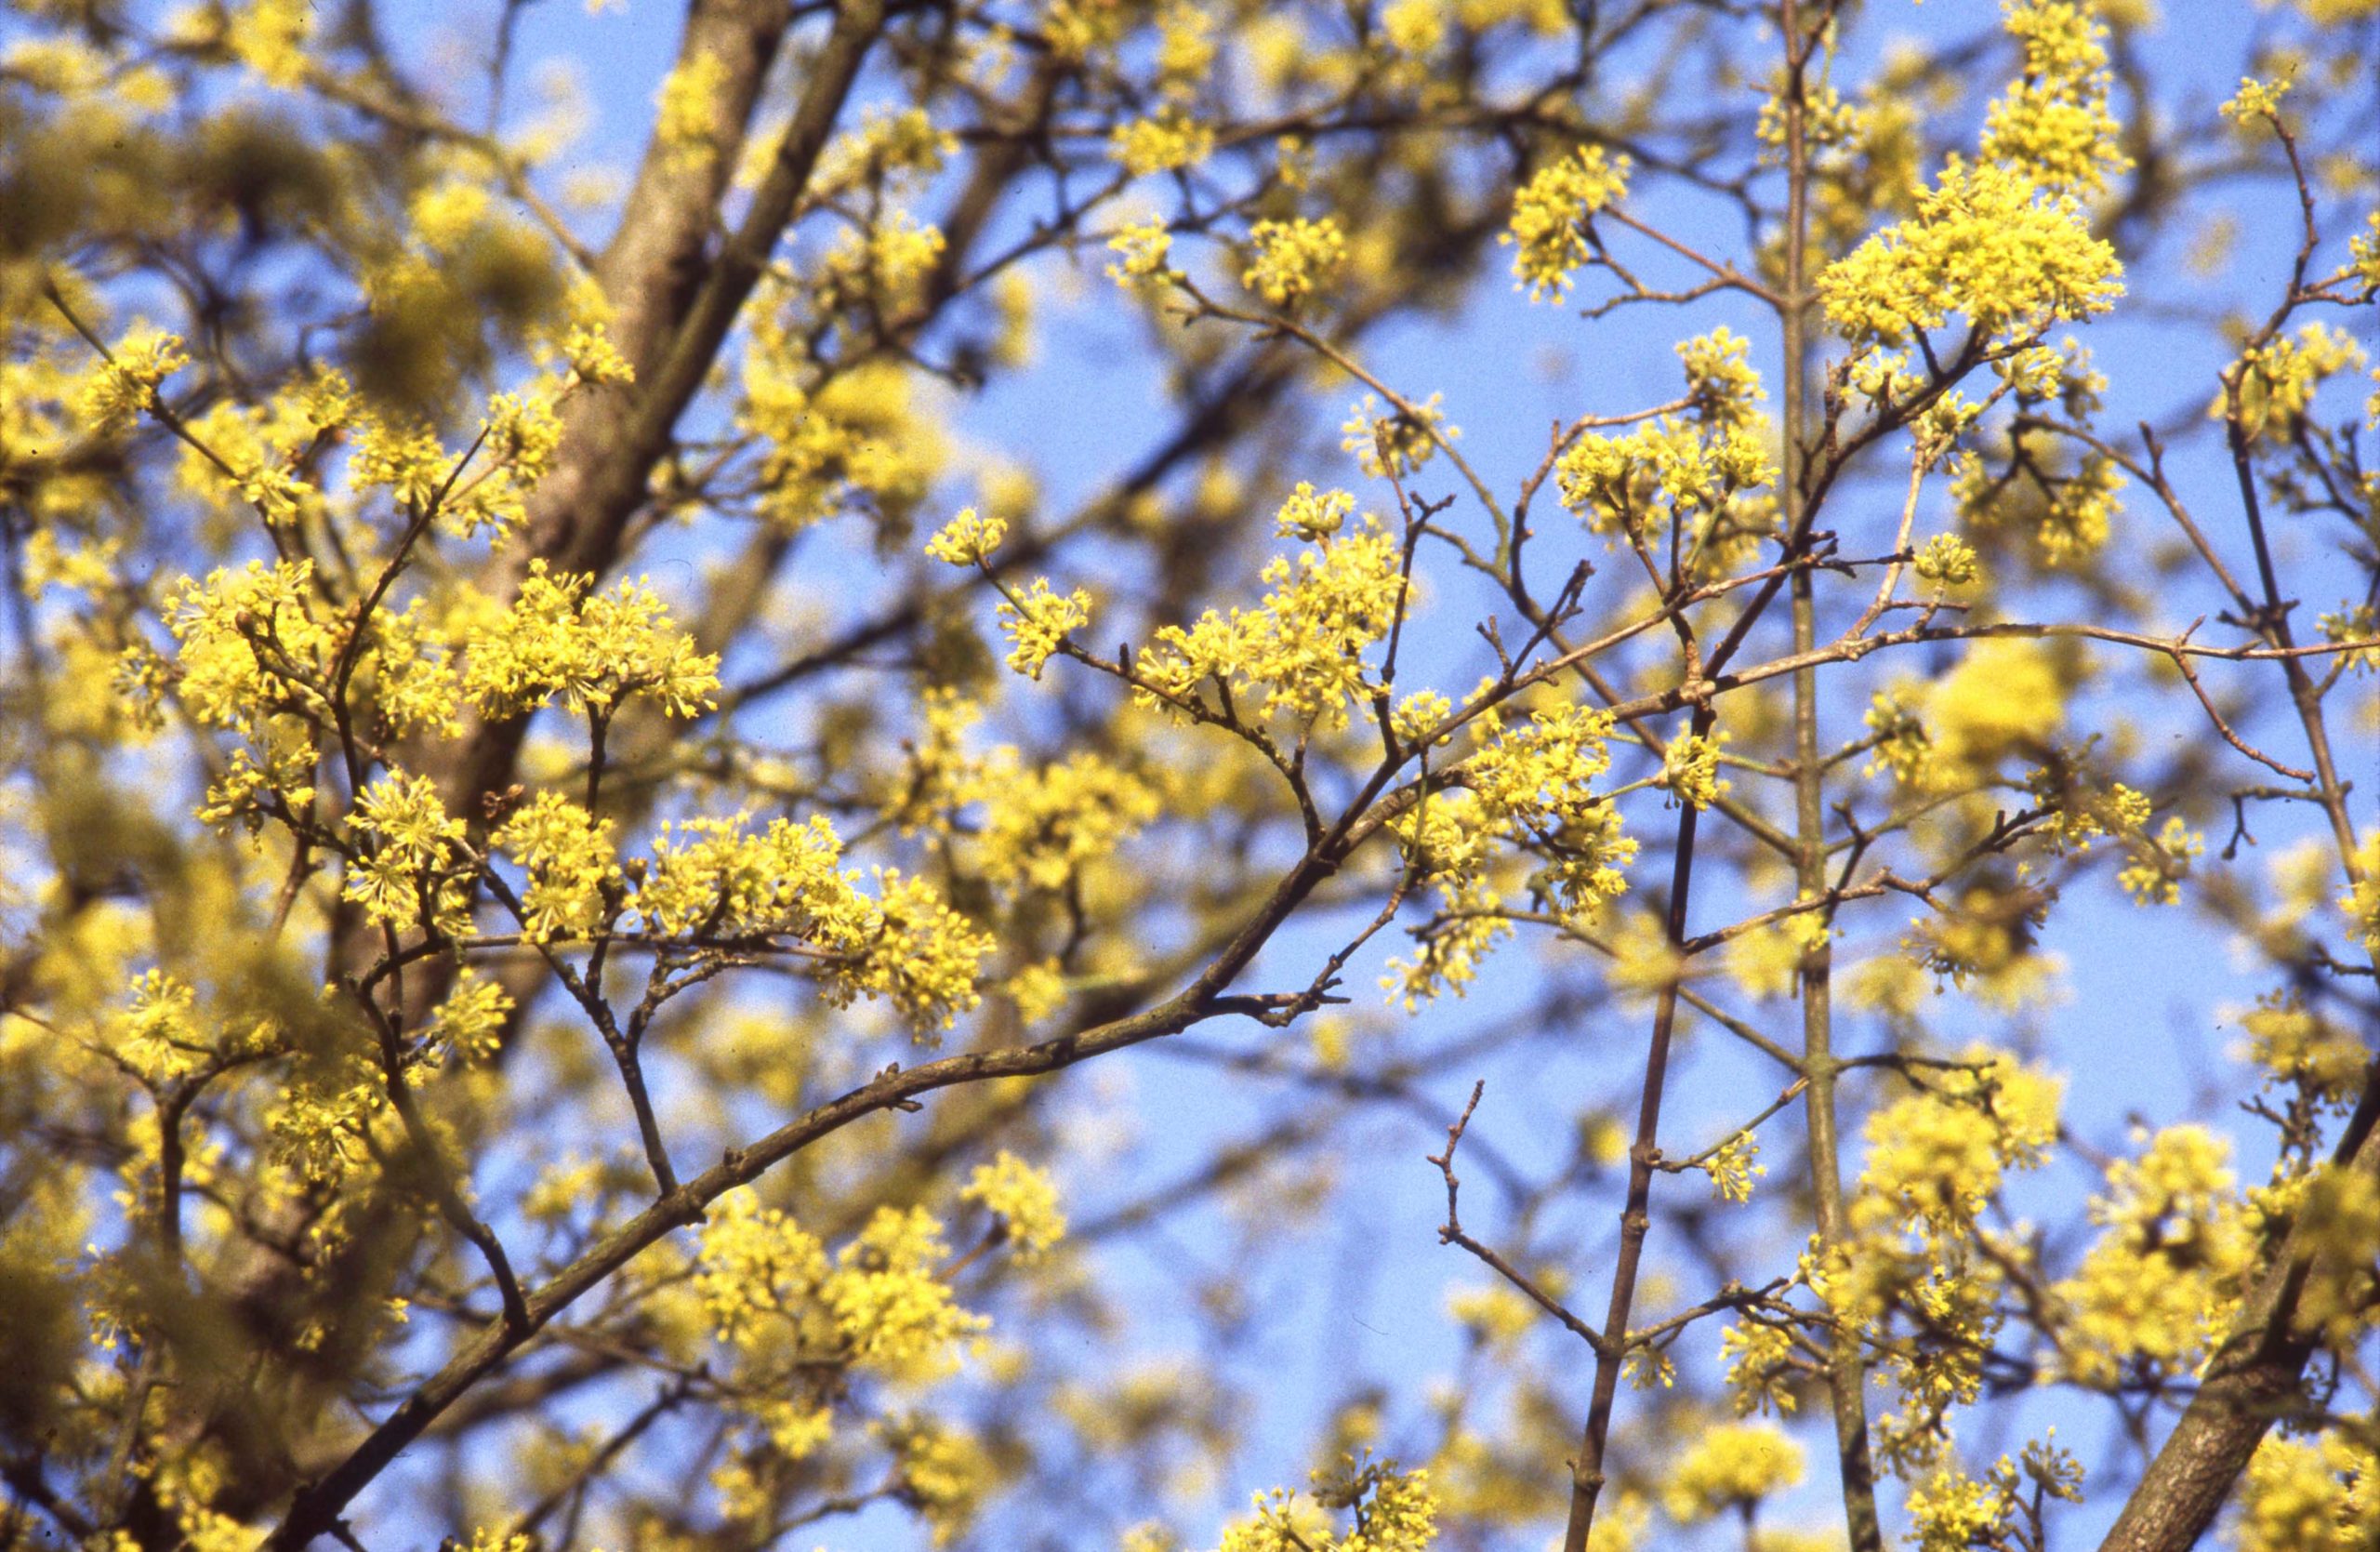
[
  {"left": 1561, "top": 706, "right": 1714, "bottom": 1552},
  {"left": 1778, "top": 7, "right": 1884, "bottom": 1552}
]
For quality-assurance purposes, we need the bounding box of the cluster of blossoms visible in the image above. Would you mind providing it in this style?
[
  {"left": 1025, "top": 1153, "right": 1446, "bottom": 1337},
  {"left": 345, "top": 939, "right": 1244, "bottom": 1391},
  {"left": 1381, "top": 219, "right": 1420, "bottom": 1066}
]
[
  {"left": 1822, "top": 3, "right": 2127, "bottom": 355},
  {"left": 1242, "top": 217, "right": 1348, "bottom": 308},
  {"left": 738, "top": 338, "right": 944, "bottom": 533},
  {"left": 2050, "top": 1124, "right": 2256, "bottom": 1386},
  {"left": 462, "top": 560, "right": 721, "bottom": 719},
  {"left": 2236, "top": 1433, "right": 2380, "bottom": 1552},
  {"left": 686, "top": 1172, "right": 1054, "bottom": 1529},
  {"left": 1130, "top": 496, "right": 1405, "bottom": 726},
  {"left": 639, "top": 814, "right": 992, "bottom": 1031},
  {"left": 1662, "top": 1422, "right": 1804, "bottom": 1522},
  {"left": 1558, "top": 330, "right": 1776, "bottom": 546},
  {"left": 1385, "top": 695, "right": 1634, "bottom": 1004},
  {"left": 1212, "top": 1456, "right": 1440, "bottom": 1552},
  {"left": 74, "top": 325, "right": 188, "bottom": 431},
  {"left": 1801, "top": 1053, "right": 2062, "bottom": 1466},
  {"left": 1341, "top": 392, "right": 1457, "bottom": 480},
  {"left": 1818, "top": 159, "right": 2123, "bottom": 349},
  {"left": 1978, "top": 0, "right": 2131, "bottom": 198},
  {"left": 1864, "top": 639, "right": 2071, "bottom": 792},
  {"left": 1109, "top": 108, "right": 1214, "bottom": 178},
  {"left": 1106, "top": 218, "right": 1178, "bottom": 288},
  {"left": 1502, "top": 144, "right": 1632, "bottom": 301},
  {"left": 2224, "top": 322, "right": 2368, "bottom": 444}
]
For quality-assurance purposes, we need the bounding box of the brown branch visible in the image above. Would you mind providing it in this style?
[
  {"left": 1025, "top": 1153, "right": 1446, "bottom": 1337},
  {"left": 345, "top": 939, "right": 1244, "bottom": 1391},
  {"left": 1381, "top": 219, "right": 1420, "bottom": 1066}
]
[
  {"left": 1562, "top": 705, "right": 1712, "bottom": 1552},
  {"left": 1428, "top": 1081, "right": 1613, "bottom": 1355}
]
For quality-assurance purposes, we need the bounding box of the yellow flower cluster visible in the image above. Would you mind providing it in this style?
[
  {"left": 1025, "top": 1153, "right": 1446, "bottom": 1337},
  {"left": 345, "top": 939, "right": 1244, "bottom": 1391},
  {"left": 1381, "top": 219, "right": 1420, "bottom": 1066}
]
[
  {"left": 1502, "top": 144, "right": 1632, "bottom": 301},
  {"left": 1808, "top": 1053, "right": 2060, "bottom": 1453},
  {"left": 1905, "top": 1448, "right": 2082, "bottom": 1552},
  {"left": 423, "top": 969, "right": 512, "bottom": 1065},
  {"left": 115, "top": 970, "right": 204, "bottom": 1082},
  {"left": 1277, "top": 482, "right": 1357, "bottom": 541},
  {"left": 828, "top": 1204, "right": 993, "bottom": 1375},
  {"left": 1447, "top": 1281, "right": 1540, "bottom": 1346},
  {"left": 926, "top": 505, "right": 1007, "bottom": 566},
  {"left": 2050, "top": 1124, "right": 2253, "bottom": 1386},
  {"left": 813, "top": 106, "right": 956, "bottom": 198},
  {"left": 1861, "top": 1057, "right": 2060, "bottom": 1229},
  {"left": 75, "top": 325, "right": 188, "bottom": 432},
  {"left": 2218, "top": 73, "right": 2293, "bottom": 127},
  {"left": 1137, "top": 511, "right": 1403, "bottom": 727},
  {"left": 1559, "top": 331, "right": 1775, "bottom": 539},
  {"left": 2226, "top": 323, "right": 2368, "bottom": 444},
  {"left": 635, "top": 813, "right": 991, "bottom": 1031},
  {"left": 739, "top": 352, "right": 944, "bottom": 531},
  {"left": 1980, "top": 2, "right": 2130, "bottom": 196},
  {"left": 820, "top": 212, "right": 948, "bottom": 313},
  {"left": 229, "top": 0, "right": 310, "bottom": 86},
  {"left": 2237, "top": 1433, "right": 2380, "bottom": 1552},
  {"left": 160, "top": 559, "right": 336, "bottom": 734},
  {"left": 408, "top": 178, "right": 496, "bottom": 254},
  {"left": 1822, "top": 3, "right": 2127, "bottom": 352},
  {"left": 1478, "top": 702, "right": 1634, "bottom": 905},
  {"left": 976, "top": 751, "right": 1158, "bottom": 892},
  {"left": 2349, "top": 213, "right": 2380, "bottom": 296},
  {"left": 884, "top": 1416, "right": 1001, "bottom": 1547},
  {"left": 1216, "top": 1457, "right": 1439, "bottom": 1552},
  {"left": 459, "top": 1530, "right": 530, "bottom": 1552},
  {"left": 1341, "top": 393, "right": 1457, "bottom": 480},
  {"left": 1726, "top": 912, "right": 1829, "bottom": 1001},
  {"left": 1701, "top": 1133, "right": 1765, "bottom": 1203},
  {"left": 998, "top": 577, "right": 1094, "bottom": 681},
  {"left": 1045, "top": 0, "right": 1130, "bottom": 60},
  {"left": 266, "top": 1049, "right": 386, "bottom": 1189},
  {"left": 959, "top": 1150, "right": 1069, "bottom": 1260},
  {"left": 1866, "top": 639, "right": 2069, "bottom": 791},
  {"left": 1903, "top": 882, "right": 2058, "bottom": 1007},
  {"left": 1819, "top": 159, "right": 2123, "bottom": 348},
  {"left": 1380, "top": 0, "right": 1446, "bottom": 56},
  {"left": 654, "top": 48, "right": 729, "bottom": 168},
  {"left": 1663, "top": 1422, "right": 1804, "bottom": 1521},
  {"left": 462, "top": 560, "right": 721, "bottom": 721},
  {"left": 1105, "top": 218, "right": 1177, "bottom": 289},
  {"left": 1109, "top": 109, "right": 1214, "bottom": 178},
  {"left": 2030, "top": 768, "right": 2150, "bottom": 856},
  {"left": 2115, "top": 815, "right": 2202, "bottom": 907},
  {"left": 2290, "top": 1164, "right": 2380, "bottom": 1343},
  {"left": 2345, "top": 838, "right": 2380, "bottom": 950},
  {"left": 2241, "top": 993, "right": 2369, "bottom": 1108},
  {"left": 1953, "top": 440, "right": 2123, "bottom": 566},
  {"left": 1718, "top": 1320, "right": 1800, "bottom": 1416},
  {"left": 1913, "top": 534, "right": 1980, "bottom": 587},
  {"left": 1242, "top": 217, "right": 1347, "bottom": 308},
  {"left": 162, "top": 365, "right": 358, "bottom": 524},
  {"left": 1386, "top": 698, "right": 1634, "bottom": 1004},
  {"left": 695, "top": 1187, "right": 989, "bottom": 1385},
  {"left": 348, "top": 414, "right": 449, "bottom": 513},
  {"left": 1155, "top": 0, "right": 1218, "bottom": 94},
  {"left": 343, "top": 770, "right": 472, "bottom": 935},
  {"left": 632, "top": 818, "right": 838, "bottom": 937},
  {"left": 1662, "top": 731, "right": 1730, "bottom": 811},
  {"left": 492, "top": 792, "right": 620, "bottom": 940}
]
